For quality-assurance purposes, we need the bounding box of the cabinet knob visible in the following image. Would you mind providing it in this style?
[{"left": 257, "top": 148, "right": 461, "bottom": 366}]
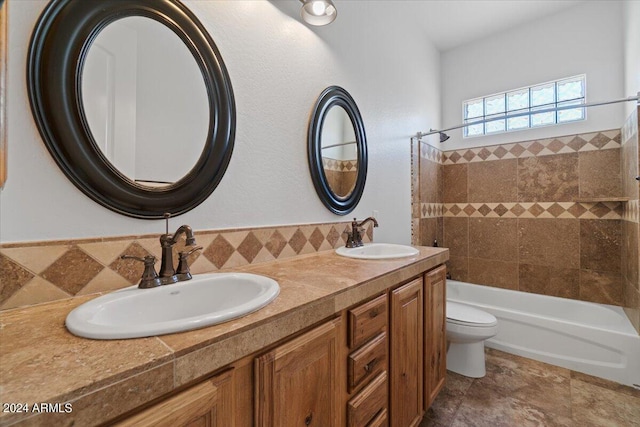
[{"left": 304, "top": 413, "right": 313, "bottom": 425}]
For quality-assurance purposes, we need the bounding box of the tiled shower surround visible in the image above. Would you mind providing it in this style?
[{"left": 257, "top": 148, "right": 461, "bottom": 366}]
[
  {"left": 412, "top": 115, "right": 640, "bottom": 333},
  {"left": 0, "top": 221, "right": 373, "bottom": 311}
]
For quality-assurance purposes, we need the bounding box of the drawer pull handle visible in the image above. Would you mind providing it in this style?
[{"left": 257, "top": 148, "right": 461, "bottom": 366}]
[
  {"left": 364, "top": 358, "right": 377, "bottom": 372},
  {"left": 369, "top": 308, "right": 379, "bottom": 318},
  {"left": 305, "top": 413, "right": 313, "bottom": 425}
]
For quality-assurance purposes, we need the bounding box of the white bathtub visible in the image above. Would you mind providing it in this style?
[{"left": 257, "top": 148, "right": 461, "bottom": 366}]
[{"left": 447, "top": 280, "right": 640, "bottom": 388}]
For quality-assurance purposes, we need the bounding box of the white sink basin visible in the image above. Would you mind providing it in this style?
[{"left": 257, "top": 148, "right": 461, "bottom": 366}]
[
  {"left": 335, "top": 243, "right": 419, "bottom": 260},
  {"left": 66, "top": 273, "right": 280, "bottom": 340}
]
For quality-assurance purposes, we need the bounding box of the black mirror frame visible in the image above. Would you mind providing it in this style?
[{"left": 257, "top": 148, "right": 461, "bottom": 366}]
[
  {"left": 27, "top": 0, "right": 235, "bottom": 219},
  {"left": 308, "top": 86, "right": 368, "bottom": 215}
]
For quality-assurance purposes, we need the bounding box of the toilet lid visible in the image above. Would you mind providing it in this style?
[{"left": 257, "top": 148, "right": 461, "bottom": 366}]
[{"left": 447, "top": 301, "right": 497, "bottom": 326}]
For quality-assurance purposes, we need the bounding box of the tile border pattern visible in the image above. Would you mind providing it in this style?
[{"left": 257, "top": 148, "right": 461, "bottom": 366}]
[
  {"left": 322, "top": 157, "right": 358, "bottom": 172},
  {"left": 442, "top": 130, "right": 620, "bottom": 165},
  {"left": 438, "top": 201, "right": 623, "bottom": 220},
  {"left": 623, "top": 199, "right": 639, "bottom": 224},
  {"left": 0, "top": 221, "right": 373, "bottom": 311}
]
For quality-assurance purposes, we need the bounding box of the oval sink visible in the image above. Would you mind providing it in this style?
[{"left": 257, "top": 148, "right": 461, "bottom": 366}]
[
  {"left": 66, "top": 273, "right": 280, "bottom": 340},
  {"left": 335, "top": 243, "right": 419, "bottom": 260}
]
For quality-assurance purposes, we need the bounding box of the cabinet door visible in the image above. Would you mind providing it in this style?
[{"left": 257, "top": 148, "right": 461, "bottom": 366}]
[
  {"left": 424, "top": 265, "right": 447, "bottom": 408},
  {"left": 390, "top": 278, "right": 424, "bottom": 427},
  {"left": 116, "top": 369, "right": 234, "bottom": 427},
  {"left": 255, "top": 318, "right": 342, "bottom": 427}
]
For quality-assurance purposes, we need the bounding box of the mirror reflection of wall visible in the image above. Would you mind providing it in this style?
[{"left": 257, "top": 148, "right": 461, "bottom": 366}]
[
  {"left": 321, "top": 106, "right": 358, "bottom": 198},
  {"left": 82, "top": 17, "right": 209, "bottom": 187}
]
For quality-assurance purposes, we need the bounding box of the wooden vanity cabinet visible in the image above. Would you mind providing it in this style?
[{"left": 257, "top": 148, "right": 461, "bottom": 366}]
[
  {"left": 115, "top": 368, "right": 235, "bottom": 427},
  {"left": 254, "top": 317, "right": 343, "bottom": 427},
  {"left": 424, "top": 265, "right": 447, "bottom": 409},
  {"left": 346, "top": 294, "right": 389, "bottom": 427},
  {"left": 389, "top": 278, "right": 424, "bottom": 427}
]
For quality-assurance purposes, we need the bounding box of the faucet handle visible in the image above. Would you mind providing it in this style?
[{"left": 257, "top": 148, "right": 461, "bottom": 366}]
[
  {"left": 120, "top": 255, "right": 162, "bottom": 289},
  {"left": 176, "top": 246, "right": 203, "bottom": 280}
]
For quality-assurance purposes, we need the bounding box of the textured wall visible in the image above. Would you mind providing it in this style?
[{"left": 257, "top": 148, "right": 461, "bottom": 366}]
[{"left": 0, "top": 1, "right": 441, "bottom": 244}]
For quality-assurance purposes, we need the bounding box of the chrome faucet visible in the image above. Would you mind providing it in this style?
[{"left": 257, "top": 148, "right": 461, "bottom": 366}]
[
  {"left": 345, "top": 217, "right": 379, "bottom": 248},
  {"left": 158, "top": 213, "right": 199, "bottom": 285}
]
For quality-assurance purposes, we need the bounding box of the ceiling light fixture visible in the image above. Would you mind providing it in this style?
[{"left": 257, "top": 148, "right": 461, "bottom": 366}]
[{"left": 300, "top": 0, "right": 337, "bottom": 26}]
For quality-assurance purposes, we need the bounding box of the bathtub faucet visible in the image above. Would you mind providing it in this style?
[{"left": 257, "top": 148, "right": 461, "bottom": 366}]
[{"left": 345, "top": 217, "right": 379, "bottom": 248}]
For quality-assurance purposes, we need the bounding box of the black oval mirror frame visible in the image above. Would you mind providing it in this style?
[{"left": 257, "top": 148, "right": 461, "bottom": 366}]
[
  {"left": 27, "top": 0, "right": 235, "bottom": 219},
  {"left": 308, "top": 86, "right": 368, "bottom": 215}
]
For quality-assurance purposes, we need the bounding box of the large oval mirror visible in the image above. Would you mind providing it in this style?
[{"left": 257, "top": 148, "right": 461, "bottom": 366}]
[
  {"left": 308, "top": 86, "right": 367, "bottom": 215},
  {"left": 28, "top": 0, "right": 235, "bottom": 218}
]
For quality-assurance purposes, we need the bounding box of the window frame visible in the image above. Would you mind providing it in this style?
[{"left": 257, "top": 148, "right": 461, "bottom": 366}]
[{"left": 462, "top": 74, "right": 586, "bottom": 138}]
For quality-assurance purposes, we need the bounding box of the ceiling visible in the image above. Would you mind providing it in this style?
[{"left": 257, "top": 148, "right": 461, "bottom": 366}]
[{"left": 408, "top": 0, "right": 586, "bottom": 52}]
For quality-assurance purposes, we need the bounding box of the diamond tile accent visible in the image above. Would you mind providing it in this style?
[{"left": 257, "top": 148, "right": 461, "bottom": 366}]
[
  {"left": 493, "top": 146, "right": 508, "bottom": 159},
  {"left": 265, "top": 231, "right": 287, "bottom": 258},
  {"left": 494, "top": 204, "right": 509, "bottom": 217},
  {"left": 43, "top": 246, "right": 104, "bottom": 295},
  {"left": 236, "top": 232, "right": 263, "bottom": 263},
  {"left": 463, "top": 205, "right": 476, "bottom": 216},
  {"left": 463, "top": 150, "right": 476, "bottom": 162},
  {"left": 0, "top": 254, "right": 34, "bottom": 305},
  {"left": 204, "top": 235, "right": 237, "bottom": 269},
  {"left": 478, "top": 204, "right": 492, "bottom": 216},
  {"left": 288, "top": 229, "right": 308, "bottom": 254},
  {"left": 527, "top": 141, "right": 545, "bottom": 155},
  {"left": 588, "top": 132, "right": 612, "bottom": 149},
  {"left": 547, "top": 203, "right": 566, "bottom": 218},
  {"left": 567, "top": 136, "right": 587, "bottom": 151},
  {"left": 308, "top": 228, "right": 326, "bottom": 251},
  {"left": 547, "top": 139, "right": 565, "bottom": 153},
  {"left": 567, "top": 203, "right": 588, "bottom": 218},
  {"left": 110, "top": 242, "right": 151, "bottom": 284},
  {"left": 326, "top": 226, "right": 341, "bottom": 247}
]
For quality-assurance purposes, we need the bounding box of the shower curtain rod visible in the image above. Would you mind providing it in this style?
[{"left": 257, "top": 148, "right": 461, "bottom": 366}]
[{"left": 415, "top": 94, "right": 640, "bottom": 140}]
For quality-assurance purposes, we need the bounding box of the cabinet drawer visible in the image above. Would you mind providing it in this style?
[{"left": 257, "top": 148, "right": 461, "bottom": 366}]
[
  {"left": 347, "top": 372, "right": 388, "bottom": 427},
  {"left": 348, "top": 332, "right": 387, "bottom": 392},
  {"left": 349, "top": 294, "right": 387, "bottom": 349},
  {"left": 368, "top": 409, "right": 388, "bottom": 427}
]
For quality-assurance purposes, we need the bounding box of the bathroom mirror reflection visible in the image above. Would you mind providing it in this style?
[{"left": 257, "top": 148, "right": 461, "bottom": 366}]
[
  {"left": 320, "top": 105, "right": 358, "bottom": 199},
  {"left": 308, "top": 86, "right": 367, "bottom": 215},
  {"left": 27, "top": 0, "right": 235, "bottom": 218},
  {"left": 82, "top": 16, "right": 209, "bottom": 187}
]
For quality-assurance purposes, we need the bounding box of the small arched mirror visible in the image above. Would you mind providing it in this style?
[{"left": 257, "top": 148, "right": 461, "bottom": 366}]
[
  {"left": 308, "top": 86, "right": 367, "bottom": 215},
  {"left": 27, "top": 0, "right": 235, "bottom": 218}
]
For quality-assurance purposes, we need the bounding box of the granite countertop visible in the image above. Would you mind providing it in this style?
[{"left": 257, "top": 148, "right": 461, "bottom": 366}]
[{"left": 0, "top": 246, "right": 448, "bottom": 426}]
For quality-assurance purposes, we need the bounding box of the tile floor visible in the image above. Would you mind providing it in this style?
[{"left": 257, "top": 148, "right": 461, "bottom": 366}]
[{"left": 421, "top": 348, "right": 640, "bottom": 427}]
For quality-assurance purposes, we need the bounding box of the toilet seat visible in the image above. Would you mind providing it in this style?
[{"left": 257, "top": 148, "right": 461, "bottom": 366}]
[{"left": 447, "top": 301, "right": 497, "bottom": 327}]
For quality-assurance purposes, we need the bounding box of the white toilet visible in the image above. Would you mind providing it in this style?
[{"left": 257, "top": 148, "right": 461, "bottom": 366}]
[{"left": 446, "top": 301, "right": 498, "bottom": 378}]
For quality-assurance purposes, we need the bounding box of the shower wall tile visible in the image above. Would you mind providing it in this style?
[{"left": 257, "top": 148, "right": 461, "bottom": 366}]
[
  {"left": 519, "top": 264, "right": 580, "bottom": 299},
  {"left": 447, "top": 256, "right": 469, "bottom": 282},
  {"left": 420, "top": 217, "right": 443, "bottom": 249},
  {"left": 414, "top": 127, "right": 631, "bottom": 310},
  {"left": 517, "top": 153, "right": 579, "bottom": 202},
  {"left": 468, "top": 258, "right": 518, "bottom": 290},
  {"left": 443, "top": 164, "right": 468, "bottom": 203},
  {"left": 443, "top": 217, "right": 468, "bottom": 258},
  {"left": 579, "top": 270, "right": 623, "bottom": 306},
  {"left": 468, "top": 218, "right": 518, "bottom": 262},
  {"left": 579, "top": 220, "right": 621, "bottom": 273},
  {"left": 468, "top": 159, "right": 517, "bottom": 203},
  {"left": 420, "top": 156, "right": 442, "bottom": 203},
  {"left": 579, "top": 149, "right": 622, "bottom": 199},
  {"left": 518, "top": 218, "right": 580, "bottom": 269}
]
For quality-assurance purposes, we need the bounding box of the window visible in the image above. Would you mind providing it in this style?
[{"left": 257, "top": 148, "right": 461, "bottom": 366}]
[{"left": 463, "top": 75, "right": 586, "bottom": 138}]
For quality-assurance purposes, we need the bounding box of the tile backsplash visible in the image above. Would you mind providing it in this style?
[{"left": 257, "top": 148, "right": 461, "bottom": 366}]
[
  {"left": 413, "top": 124, "right": 639, "bottom": 332},
  {"left": 0, "top": 221, "right": 373, "bottom": 311}
]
